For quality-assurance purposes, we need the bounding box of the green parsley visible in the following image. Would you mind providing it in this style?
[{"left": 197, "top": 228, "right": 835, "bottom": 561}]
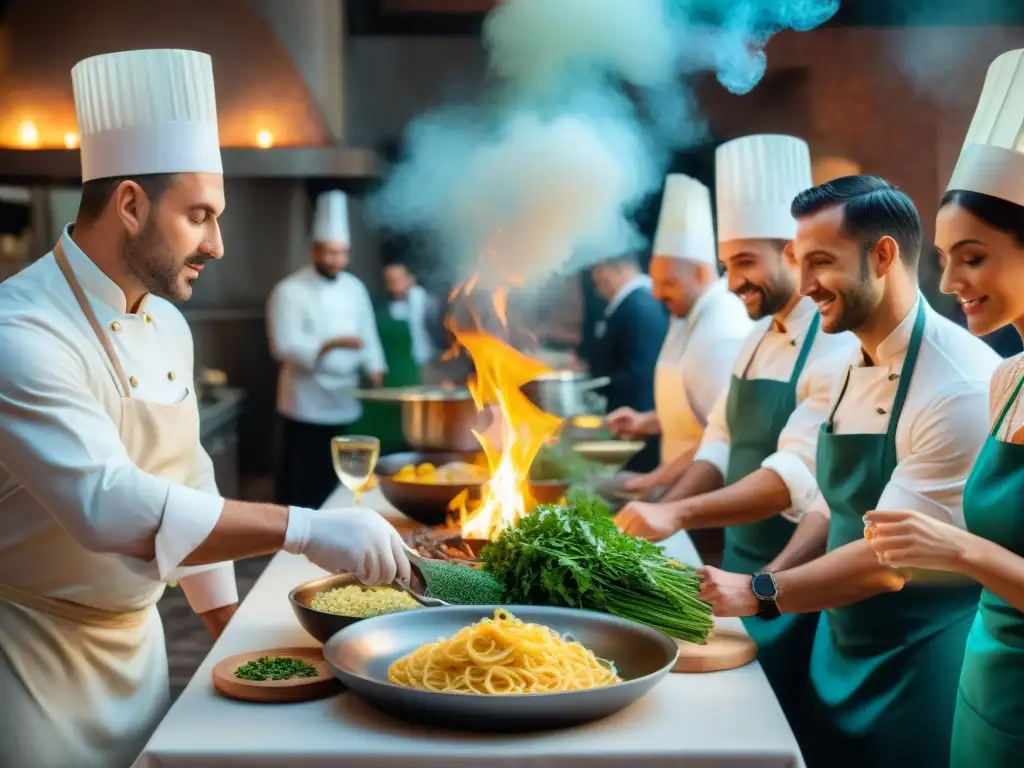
[{"left": 234, "top": 656, "right": 319, "bottom": 682}]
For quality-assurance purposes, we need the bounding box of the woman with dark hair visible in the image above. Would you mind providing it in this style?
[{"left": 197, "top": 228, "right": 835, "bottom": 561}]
[{"left": 865, "top": 49, "right": 1024, "bottom": 766}]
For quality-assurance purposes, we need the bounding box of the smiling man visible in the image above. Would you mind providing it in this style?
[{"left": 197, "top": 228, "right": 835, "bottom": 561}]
[
  {"left": 615, "top": 135, "right": 857, "bottom": 741},
  {"left": 698, "top": 175, "right": 1000, "bottom": 768}
]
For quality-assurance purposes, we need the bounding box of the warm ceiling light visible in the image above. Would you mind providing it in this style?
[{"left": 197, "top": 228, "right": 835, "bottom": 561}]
[
  {"left": 17, "top": 121, "right": 39, "bottom": 148},
  {"left": 256, "top": 130, "right": 274, "bottom": 149},
  {"left": 64, "top": 132, "right": 80, "bottom": 149}
]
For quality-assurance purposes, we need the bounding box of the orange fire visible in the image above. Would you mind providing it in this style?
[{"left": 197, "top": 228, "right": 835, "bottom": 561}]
[{"left": 447, "top": 284, "right": 564, "bottom": 541}]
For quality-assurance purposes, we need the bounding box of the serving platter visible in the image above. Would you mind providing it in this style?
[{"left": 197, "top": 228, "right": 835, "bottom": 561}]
[{"left": 322, "top": 604, "right": 678, "bottom": 732}]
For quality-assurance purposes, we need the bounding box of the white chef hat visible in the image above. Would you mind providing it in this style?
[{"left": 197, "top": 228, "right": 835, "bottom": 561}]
[
  {"left": 312, "top": 190, "right": 351, "bottom": 246},
  {"left": 947, "top": 49, "right": 1024, "bottom": 207},
  {"left": 652, "top": 174, "right": 716, "bottom": 264},
  {"left": 716, "top": 134, "right": 812, "bottom": 242},
  {"left": 71, "top": 49, "right": 222, "bottom": 182}
]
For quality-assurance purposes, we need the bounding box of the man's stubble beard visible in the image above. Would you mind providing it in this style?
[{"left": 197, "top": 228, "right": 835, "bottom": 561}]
[{"left": 125, "top": 220, "right": 204, "bottom": 302}]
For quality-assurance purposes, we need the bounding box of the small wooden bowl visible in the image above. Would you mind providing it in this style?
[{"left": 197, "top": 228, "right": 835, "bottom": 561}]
[{"left": 212, "top": 646, "right": 340, "bottom": 703}]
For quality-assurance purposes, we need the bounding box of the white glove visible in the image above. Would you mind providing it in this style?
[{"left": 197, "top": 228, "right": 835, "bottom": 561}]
[{"left": 283, "top": 507, "right": 412, "bottom": 586}]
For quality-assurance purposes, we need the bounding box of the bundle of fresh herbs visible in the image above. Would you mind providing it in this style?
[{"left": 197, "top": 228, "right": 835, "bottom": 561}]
[{"left": 480, "top": 491, "right": 714, "bottom": 644}]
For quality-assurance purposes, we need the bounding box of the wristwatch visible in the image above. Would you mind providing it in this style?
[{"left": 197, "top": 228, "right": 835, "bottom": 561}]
[{"left": 751, "top": 571, "right": 781, "bottom": 620}]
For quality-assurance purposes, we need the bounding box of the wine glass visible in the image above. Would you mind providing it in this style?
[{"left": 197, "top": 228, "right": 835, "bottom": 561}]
[{"left": 331, "top": 435, "right": 381, "bottom": 507}]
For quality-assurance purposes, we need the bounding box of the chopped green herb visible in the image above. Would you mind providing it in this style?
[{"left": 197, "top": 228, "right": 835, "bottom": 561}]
[
  {"left": 234, "top": 656, "right": 319, "bottom": 682},
  {"left": 417, "top": 558, "right": 507, "bottom": 605}
]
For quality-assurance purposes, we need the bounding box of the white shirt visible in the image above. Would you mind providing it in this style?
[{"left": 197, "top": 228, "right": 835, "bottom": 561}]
[
  {"left": 388, "top": 284, "right": 437, "bottom": 365},
  {"left": 0, "top": 227, "right": 234, "bottom": 613},
  {"left": 808, "top": 297, "right": 1000, "bottom": 527},
  {"left": 695, "top": 297, "right": 859, "bottom": 520},
  {"left": 663, "top": 278, "right": 752, "bottom": 428},
  {"left": 267, "top": 267, "right": 387, "bottom": 425},
  {"left": 604, "top": 273, "right": 653, "bottom": 318}
]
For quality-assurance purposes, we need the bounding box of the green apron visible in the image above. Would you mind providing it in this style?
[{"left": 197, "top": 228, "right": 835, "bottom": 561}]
[
  {"left": 350, "top": 306, "right": 420, "bottom": 455},
  {"left": 809, "top": 302, "right": 981, "bottom": 768},
  {"left": 950, "top": 370, "right": 1024, "bottom": 767},
  {"left": 720, "top": 312, "right": 820, "bottom": 740}
]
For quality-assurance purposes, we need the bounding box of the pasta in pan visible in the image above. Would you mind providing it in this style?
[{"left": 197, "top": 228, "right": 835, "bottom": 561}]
[{"left": 387, "top": 609, "right": 621, "bottom": 695}]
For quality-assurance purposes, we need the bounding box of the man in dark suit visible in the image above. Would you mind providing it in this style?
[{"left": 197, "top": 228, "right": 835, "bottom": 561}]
[{"left": 589, "top": 254, "right": 669, "bottom": 471}]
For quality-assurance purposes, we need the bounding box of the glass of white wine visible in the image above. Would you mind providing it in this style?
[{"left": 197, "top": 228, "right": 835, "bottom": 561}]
[{"left": 331, "top": 435, "right": 381, "bottom": 507}]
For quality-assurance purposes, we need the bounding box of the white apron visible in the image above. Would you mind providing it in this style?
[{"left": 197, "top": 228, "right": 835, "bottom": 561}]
[
  {"left": 0, "top": 240, "right": 200, "bottom": 768},
  {"left": 653, "top": 281, "right": 726, "bottom": 464}
]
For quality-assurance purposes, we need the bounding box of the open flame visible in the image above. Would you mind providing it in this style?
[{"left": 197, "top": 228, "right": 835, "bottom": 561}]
[{"left": 447, "top": 282, "right": 564, "bottom": 541}]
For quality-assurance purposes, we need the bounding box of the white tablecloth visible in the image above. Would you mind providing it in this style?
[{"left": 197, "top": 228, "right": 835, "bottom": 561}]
[{"left": 134, "top": 486, "right": 804, "bottom": 767}]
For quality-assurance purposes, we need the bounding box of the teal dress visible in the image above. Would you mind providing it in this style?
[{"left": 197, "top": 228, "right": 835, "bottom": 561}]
[
  {"left": 720, "top": 313, "right": 821, "bottom": 739},
  {"left": 809, "top": 303, "right": 981, "bottom": 768},
  {"left": 951, "top": 369, "right": 1024, "bottom": 766}
]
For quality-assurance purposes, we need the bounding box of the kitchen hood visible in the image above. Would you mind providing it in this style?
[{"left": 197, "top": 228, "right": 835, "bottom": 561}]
[{"left": 0, "top": 0, "right": 380, "bottom": 181}]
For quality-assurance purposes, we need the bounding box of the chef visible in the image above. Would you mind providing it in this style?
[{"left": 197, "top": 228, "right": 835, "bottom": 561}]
[
  {"left": 268, "top": 190, "right": 387, "bottom": 508},
  {"left": 588, "top": 253, "right": 666, "bottom": 471},
  {"left": 0, "top": 49, "right": 409, "bottom": 768},
  {"left": 865, "top": 49, "right": 1024, "bottom": 768},
  {"left": 383, "top": 260, "right": 438, "bottom": 372},
  {"left": 607, "top": 174, "right": 750, "bottom": 490},
  {"left": 615, "top": 135, "right": 857, "bottom": 738},
  {"left": 351, "top": 260, "right": 438, "bottom": 453},
  {"left": 699, "top": 174, "right": 1000, "bottom": 768}
]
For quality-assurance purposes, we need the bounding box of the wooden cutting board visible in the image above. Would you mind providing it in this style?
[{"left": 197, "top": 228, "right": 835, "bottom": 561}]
[
  {"left": 212, "top": 646, "right": 340, "bottom": 703},
  {"left": 672, "top": 628, "right": 758, "bottom": 673}
]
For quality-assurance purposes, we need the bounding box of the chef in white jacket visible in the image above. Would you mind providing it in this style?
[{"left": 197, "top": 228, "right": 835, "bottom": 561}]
[
  {"left": 267, "top": 190, "right": 387, "bottom": 508},
  {"left": 608, "top": 174, "right": 750, "bottom": 493},
  {"left": 0, "top": 49, "right": 409, "bottom": 768}
]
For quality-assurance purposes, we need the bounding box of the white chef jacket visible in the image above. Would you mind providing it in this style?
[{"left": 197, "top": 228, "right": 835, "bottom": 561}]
[
  {"left": 656, "top": 278, "right": 752, "bottom": 432},
  {"left": 388, "top": 283, "right": 437, "bottom": 365},
  {"left": 806, "top": 297, "right": 1000, "bottom": 528},
  {"left": 694, "top": 296, "right": 859, "bottom": 520},
  {"left": 0, "top": 226, "right": 234, "bottom": 612},
  {"left": 268, "top": 266, "right": 387, "bottom": 425}
]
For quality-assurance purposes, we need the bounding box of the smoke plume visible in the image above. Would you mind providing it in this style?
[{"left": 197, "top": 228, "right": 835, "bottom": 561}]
[
  {"left": 368, "top": 0, "right": 840, "bottom": 286},
  {"left": 887, "top": 0, "right": 1022, "bottom": 107}
]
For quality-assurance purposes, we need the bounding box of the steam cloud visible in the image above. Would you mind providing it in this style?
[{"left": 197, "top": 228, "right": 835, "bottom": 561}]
[
  {"left": 887, "top": 0, "right": 1021, "bottom": 106},
  {"left": 368, "top": 0, "right": 840, "bottom": 287}
]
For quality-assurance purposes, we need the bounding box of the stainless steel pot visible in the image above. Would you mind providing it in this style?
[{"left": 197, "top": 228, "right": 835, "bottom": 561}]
[
  {"left": 520, "top": 372, "right": 611, "bottom": 418},
  {"left": 348, "top": 386, "right": 483, "bottom": 452}
]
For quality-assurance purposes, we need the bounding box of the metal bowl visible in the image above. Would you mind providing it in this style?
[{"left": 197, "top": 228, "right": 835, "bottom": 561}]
[
  {"left": 349, "top": 386, "right": 484, "bottom": 452},
  {"left": 400, "top": 388, "right": 484, "bottom": 452},
  {"left": 288, "top": 573, "right": 422, "bottom": 644},
  {"left": 322, "top": 605, "right": 679, "bottom": 731},
  {"left": 572, "top": 439, "right": 645, "bottom": 471},
  {"left": 375, "top": 451, "right": 485, "bottom": 527},
  {"left": 521, "top": 372, "right": 610, "bottom": 418}
]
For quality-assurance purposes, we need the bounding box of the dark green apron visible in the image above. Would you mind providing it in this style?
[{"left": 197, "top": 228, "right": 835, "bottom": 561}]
[
  {"left": 809, "top": 302, "right": 981, "bottom": 768},
  {"left": 350, "top": 306, "right": 420, "bottom": 455},
  {"left": 720, "top": 312, "right": 820, "bottom": 740},
  {"left": 951, "top": 370, "right": 1024, "bottom": 767}
]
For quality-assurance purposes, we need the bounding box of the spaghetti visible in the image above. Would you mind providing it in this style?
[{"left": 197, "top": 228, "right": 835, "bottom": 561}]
[{"left": 387, "top": 609, "right": 622, "bottom": 694}]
